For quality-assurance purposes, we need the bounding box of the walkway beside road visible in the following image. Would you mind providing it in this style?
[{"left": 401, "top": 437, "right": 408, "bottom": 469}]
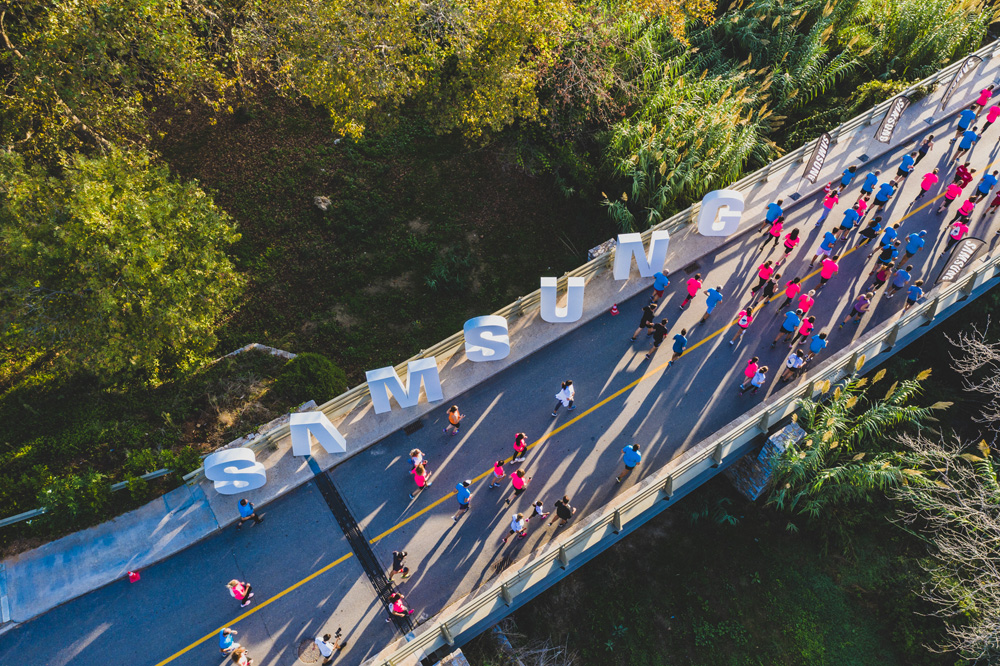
[{"left": 3, "top": 56, "right": 1000, "bottom": 666}]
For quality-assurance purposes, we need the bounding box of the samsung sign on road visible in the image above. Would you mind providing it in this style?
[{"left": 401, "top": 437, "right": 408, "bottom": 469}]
[
  {"left": 207, "top": 187, "right": 751, "bottom": 494},
  {"left": 803, "top": 132, "right": 831, "bottom": 184},
  {"left": 875, "top": 96, "right": 911, "bottom": 144},
  {"left": 937, "top": 237, "right": 986, "bottom": 285}
]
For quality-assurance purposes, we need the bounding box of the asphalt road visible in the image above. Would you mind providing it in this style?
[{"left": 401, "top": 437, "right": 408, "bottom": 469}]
[{"left": 3, "top": 114, "right": 1000, "bottom": 666}]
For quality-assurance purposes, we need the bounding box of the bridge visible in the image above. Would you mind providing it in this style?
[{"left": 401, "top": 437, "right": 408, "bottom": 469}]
[{"left": 3, "top": 41, "right": 1000, "bottom": 666}]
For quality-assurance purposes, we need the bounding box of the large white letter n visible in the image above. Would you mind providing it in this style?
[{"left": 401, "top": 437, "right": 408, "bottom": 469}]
[
  {"left": 366, "top": 357, "right": 444, "bottom": 414},
  {"left": 613, "top": 230, "right": 670, "bottom": 280}
]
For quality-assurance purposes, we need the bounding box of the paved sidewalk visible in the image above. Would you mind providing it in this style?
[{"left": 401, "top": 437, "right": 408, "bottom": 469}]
[{"left": 3, "top": 55, "right": 1000, "bottom": 666}]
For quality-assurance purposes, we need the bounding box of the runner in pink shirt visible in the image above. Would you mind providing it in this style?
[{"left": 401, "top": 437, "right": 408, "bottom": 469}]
[
  {"left": 974, "top": 85, "right": 995, "bottom": 113},
  {"left": 760, "top": 218, "right": 783, "bottom": 251},
  {"left": 815, "top": 190, "right": 839, "bottom": 227},
  {"left": 856, "top": 195, "right": 869, "bottom": 219},
  {"left": 729, "top": 305, "right": 756, "bottom": 346},
  {"left": 750, "top": 261, "right": 774, "bottom": 294},
  {"left": 790, "top": 316, "right": 815, "bottom": 348},
  {"left": 738, "top": 356, "right": 760, "bottom": 390},
  {"left": 776, "top": 277, "right": 802, "bottom": 311},
  {"left": 985, "top": 105, "right": 1000, "bottom": 133},
  {"left": 797, "top": 289, "right": 816, "bottom": 314},
  {"left": 937, "top": 182, "right": 964, "bottom": 213},
  {"left": 950, "top": 198, "right": 976, "bottom": 225},
  {"left": 946, "top": 221, "right": 970, "bottom": 251},
  {"left": 817, "top": 256, "right": 839, "bottom": 290},
  {"left": 680, "top": 273, "right": 702, "bottom": 309},
  {"left": 913, "top": 168, "right": 939, "bottom": 202}
]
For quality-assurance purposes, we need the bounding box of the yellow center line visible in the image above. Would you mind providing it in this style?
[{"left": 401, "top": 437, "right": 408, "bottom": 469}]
[{"left": 157, "top": 178, "right": 954, "bottom": 665}]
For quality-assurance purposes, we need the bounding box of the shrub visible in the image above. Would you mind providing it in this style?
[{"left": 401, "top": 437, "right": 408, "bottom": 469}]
[
  {"left": 271, "top": 353, "right": 348, "bottom": 406},
  {"left": 38, "top": 471, "right": 111, "bottom": 527}
]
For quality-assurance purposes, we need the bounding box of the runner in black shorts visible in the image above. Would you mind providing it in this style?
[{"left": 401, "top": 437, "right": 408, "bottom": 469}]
[
  {"left": 645, "top": 318, "right": 669, "bottom": 359},
  {"left": 388, "top": 551, "right": 410, "bottom": 582},
  {"left": 630, "top": 304, "right": 656, "bottom": 342}
]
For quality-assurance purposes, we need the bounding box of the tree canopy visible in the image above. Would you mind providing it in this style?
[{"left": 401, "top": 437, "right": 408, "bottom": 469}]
[{"left": 0, "top": 149, "right": 243, "bottom": 379}]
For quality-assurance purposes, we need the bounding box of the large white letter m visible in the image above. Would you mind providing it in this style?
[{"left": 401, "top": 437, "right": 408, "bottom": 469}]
[{"left": 365, "top": 357, "right": 444, "bottom": 414}]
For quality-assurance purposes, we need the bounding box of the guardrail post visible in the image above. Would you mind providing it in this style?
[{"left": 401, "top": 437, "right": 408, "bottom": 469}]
[
  {"left": 711, "top": 442, "right": 724, "bottom": 467},
  {"left": 797, "top": 145, "right": 810, "bottom": 164},
  {"left": 612, "top": 509, "right": 623, "bottom": 534},
  {"left": 499, "top": 583, "right": 513, "bottom": 606},
  {"left": 662, "top": 475, "right": 674, "bottom": 499},
  {"left": 866, "top": 107, "right": 879, "bottom": 126},
  {"left": 884, "top": 322, "right": 901, "bottom": 351},
  {"left": 511, "top": 296, "right": 524, "bottom": 318},
  {"left": 440, "top": 622, "right": 455, "bottom": 646},
  {"left": 846, "top": 351, "right": 860, "bottom": 376},
  {"left": 757, "top": 408, "right": 772, "bottom": 434},
  {"left": 924, "top": 296, "right": 940, "bottom": 324},
  {"left": 557, "top": 546, "right": 569, "bottom": 569},
  {"left": 805, "top": 379, "right": 816, "bottom": 399},
  {"left": 960, "top": 274, "right": 976, "bottom": 299}
]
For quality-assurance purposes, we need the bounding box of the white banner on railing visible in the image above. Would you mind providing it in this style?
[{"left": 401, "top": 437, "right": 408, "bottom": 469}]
[
  {"left": 937, "top": 237, "right": 986, "bottom": 284},
  {"left": 803, "top": 132, "right": 832, "bottom": 183},
  {"left": 875, "top": 96, "right": 911, "bottom": 144},
  {"left": 940, "top": 55, "right": 983, "bottom": 112}
]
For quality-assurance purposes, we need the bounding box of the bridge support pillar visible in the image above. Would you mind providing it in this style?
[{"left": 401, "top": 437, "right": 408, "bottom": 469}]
[
  {"left": 499, "top": 583, "right": 513, "bottom": 607},
  {"left": 662, "top": 475, "right": 674, "bottom": 500},
  {"left": 924, "top": 296, "right": 939, "bottom": 324},
  {"left": 441, "top": 623, "right": 456, "bottom": 646},
  {"left": 711, "top": 442, "right": 724, "bottom": 467},
  {"left": 612, "top": 509, "right": 623, "bottom": 534},
  {"left": 884, "top": 322, "right": 901, "bottom": 351},
  {"left": 557, "top": 546, "right": 568, "bottom": 569}
]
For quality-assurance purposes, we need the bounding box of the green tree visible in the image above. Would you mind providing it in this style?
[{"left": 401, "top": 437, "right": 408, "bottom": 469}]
[
  {"left": 0, "top": 1, "right": 233, "bottom": 159},
  {"left": 0, "top": 148, "right": 243, "bottom": 379},
  {"left": 768, "top": 369, "right": 948, "bottom": 523}
]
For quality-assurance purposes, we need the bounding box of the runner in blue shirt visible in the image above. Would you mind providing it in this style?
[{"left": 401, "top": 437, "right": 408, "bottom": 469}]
[
  {"left": 977, "top": 170, "right": 999, "bottom": 198},
  {"left": 700, "top": 286, "right": 724, "bottom": 323},
  {"left": 759, "top": 199, "right": 784, "bottom": 232},
  {"left": 953, "top": 127, "right": 979, "bottom": 163},
  {"left": 649, "top": 271, "right": 670, "bottom": 305},
  {"left": 806, "top": 332, "right": 828, "bottom": 361},
  {"left": 810, "top": 228, "right": 839, "bottom": 266},
  {"left": 452, "top": 480, "right": 472, "bottom": 521},
  {"left": 886, "top": 264, "right": 912, "bottom": 298},
  {"left": 219, "top": 628, "right": 239, "bottom": 655},
  {"left": 839, "top": 205, "right": 860, "bottom": 233},
  {"left": 867, "top": 223, "right": 899, "bottom": 259},
  {"left": 896, "top": 152, "right": 916, "bottom": 180},
  {"left": 873, "top": 180, "right": 896, "bottom": 211},
  {"left": 669, "top": 329, "right": 688, "bottom": 367},
  {"left": 616, "top": 444, "right": 642, "bottom": 484},
  {"left": 860, "top": 170, "right": 880, "bottom": 196},
  {"left": 840, "top": 165, "right": 858, "bottom": 190},
  {"left": 772, "top": 309, "right": 802, "bottom": 347},
  {"left": 953, "top": 105, "right": 977, "bottom": 140},
  {"left": 903, "top": 280, "right": 925, "bottom": 313},
  {"left": 902, "top": 230, "right": 926, "bottom": 262}
]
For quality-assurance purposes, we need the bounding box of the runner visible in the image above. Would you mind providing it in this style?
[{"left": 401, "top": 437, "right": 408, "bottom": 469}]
[
  {"left": 814, "top": 188, "right": 839, "bottom": 227},
  {"left": 953, "top": 161, "right": 973, "bottom": 185},
  {"left": 227, "top": 579, "right": 254, "bottom": 608},
  {"left": 797, "top": 289, "right": 816, "bottom": 315},
  {"left": 839, "top": 165, "right": 858, "bottom": 191},
  {"left": 501, "top": 513, "right": 528, "bottom": 543},
  {"left": 855, "top": 216, "right": 883, "bottom": 249},
  {"left": 504, "top": 469, "right": 531, "bottom": 506},
  {"left": 869, "top": 240, "right": 901, "bottom": 275},
  {"left": 750, "top": 260, "right": 775, "bottom": 294},
  {"left": 790, "top": 315, "right": 816, "bottom": 348},
  {"left": 984, "top": 105, "right": 1000, "bottom": 133},
  {"left": 867, "top": 223, "right": 900, "bottom": 260},
  {"left": 219, "top": 628, "right": 240, "bottom": 656},
  {"left": 913, "top": 168, "right": 939, "bottom": 202},
  {"left": 230, "top": 647, "right": 254, "bottom": 666},
  {"left": 738, "top": 365, "right": 768, "bottom": 395},
  {"left": 872, "top": 179, "right": 896, "bottom": 213},
  {"left": 936, "top": 181, "right": 965, "bottom": 214},
  {"left": 552, "top": 380, "right": 575, "bottom": 415},
  {"left": 525, "top": 500, "right": 549, "bottom": 522},
  {"left": 896, "top": 151, "right": 917, "bottom": 180},
  {"left": 649, "top": 271, "right": 670, "bottom": 306},
  {"left": 314, "top": 633, "right": 346, "bottom": 664},
  {"left": 488, "top": 460, "right": 506, "bottom": 489},
  {"left": 973, "top": 84, "right": 995, "bottom": 114},
  {"left": 817, "top": 255, "right": 840, "bottom": 290},
  {"left": 951, "top": 125, "right": 979, "bottom": 164},
  {"left": 759, "top": 198, "right": 785, "bottom": 233},
  {"left": 976, "top": 170, "right": 999, "bottom": 202},
  {"left": 809, "top": 227, "right": 839, "bottom": 267},
  {"left": 680, "top": 273, "right": 702, "bottom": 309},
  {"left": 987, "top": 190, "right": 1000, "bottom": 216},
  {"left": 236, "top": 498, "right": 263, "bottom": 530},
  {"left": 945, "top": 219, "right": 971, "bottom": 252},
  {"left": 443, "top": 405, "right": 464, "bottom": 435},
  {"left": 951, "top": 104, "right": 977, "bottom": 141},
  {"left": 669, "top": 329, "right": 687, "bottom": 367},
  {"left": 949, "top": 199, "right": 975, "bottom": 226},
  {"left": 806, "top": 332, "right": 828, "bottom": 362},
  {"left": 630, "top": 303, "right": 657, "bottom": 341},
  {"left": 903, "top": 281, "right": 925, "bottom": 314},
  {"left": 549, "top": 496, "right": 576, "bottom": 527},
  {"left": 772, "top": 309, "right": 802, "bottom": 347},
  {"left": 839, "top": 292, "right": 873, "bottom": 328},
  {"left": 645, "top": 318, "right": 669, "bottom": 360},
  {"left": 760, "top": 217, "right": 783, "bottom": 251},
  {"left": 901, "top": 230, "right": 927, "bottom": 263},
  {"left": 837, "top": 204, "right": 861, "bottom": 238},
  {"left": 868, "top": 262, "right": 893, "bottom": 292},
  {"left": 616, "top": 444, "right": 642, "bottom": 484},
  {"left": 729, "top": 304, "right": 756, "bottom": 346},
  {"left": 855, "top": 194, "right": 870, "bottom": 223},
  {"left": 409, "top": 448, "right": 425, "bottom": 470},
  {"left": 738, "top": 357, "right": 759, "bottom": 390},
  {"left": 749, "top": 271, "right": 780, "bottom": 307},
  {"left": 780, "top": 349, "right": 806, "bottom": 382},
  {"left": 886, "top": 264, "right": 912, "bottom": 299},
  {"left": 700, "top": 285, "right": 724, "bottom": 323},
  {"left": 409, "top": 463, "right": 432, "bottom": 499},
  {"left": 386, "top": 592, "right": 415, "bottom": 619},
  {"left": 452, "top": 480, "right": 472, "bottom": 521},
  {"left": 859, "top": 170, "right": 880, "bottom": 200},
  {"left": 776, "top": 277, "right": 802, "bottom": 311},
  {"left": 512, "top": 432, "right": 528, "bottom": 462},
  {"left": 914, "top": 135, "right": 934, "bottom": 165},
  {"left": 388, "top": 550, "right": 410, "bottom": 582}
]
